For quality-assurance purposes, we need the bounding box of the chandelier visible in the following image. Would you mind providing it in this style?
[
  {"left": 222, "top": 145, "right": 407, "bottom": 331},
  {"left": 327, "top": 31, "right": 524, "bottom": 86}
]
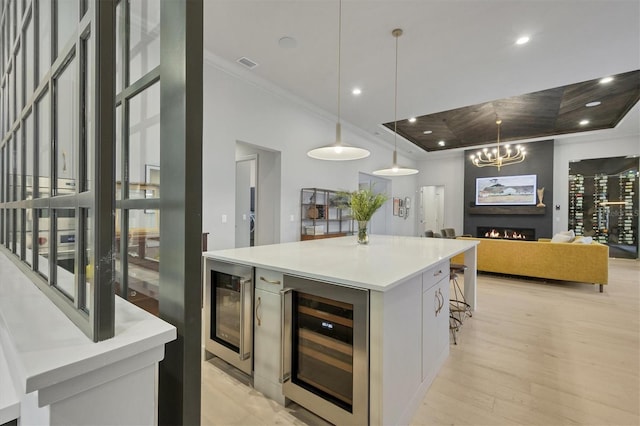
[{"left": 470, "top": 119, "right": 526, "bottom": 170}]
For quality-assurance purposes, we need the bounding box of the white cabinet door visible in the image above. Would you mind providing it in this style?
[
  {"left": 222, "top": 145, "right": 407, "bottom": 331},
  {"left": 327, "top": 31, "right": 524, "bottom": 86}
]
[
  {"left": 436, "top": 279, "right": 451, "bottom": 352},
  {"left": 421, "top": 274, "right": 449, "bottom": 382},
  {"left": 422, "top": 283, "right": 438, "bottom": 381},
  {"left": 253, "top": 288, "right": 284, "bottom": 403}
]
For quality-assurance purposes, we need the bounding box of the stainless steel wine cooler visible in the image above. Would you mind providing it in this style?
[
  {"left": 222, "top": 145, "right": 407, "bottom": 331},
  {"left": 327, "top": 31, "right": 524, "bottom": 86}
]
[
  {"left": 204, "top": 259, "right": 253, "bottom": 375},
  {"left": 281, "top": 274, "right": 369, "bottom": 425}
]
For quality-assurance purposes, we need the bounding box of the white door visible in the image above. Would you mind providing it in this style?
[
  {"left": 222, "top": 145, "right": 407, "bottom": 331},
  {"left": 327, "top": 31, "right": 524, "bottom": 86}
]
[
  {"left": 236, "top": 142, "right": 282, "bottom": 246},
  {"left": 419, "top": 185, "right": 445, "bottom": 235},
  {"left": 235, "top": 157, "right": 256, "bottom": 248}
]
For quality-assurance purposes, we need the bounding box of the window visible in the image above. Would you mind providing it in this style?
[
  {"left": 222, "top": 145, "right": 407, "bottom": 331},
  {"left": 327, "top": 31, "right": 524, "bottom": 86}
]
[
  {"left": 36, "top": 91, "right": 50, "bottom": 198},
  {"left": 54, "top": 54, "right": 77, "bottom": 194},
  {"left": 128, "top": 0, "right": 159, "bottom": 86},
  {"left": 114, "top": 1, "right": 162, "bottom": 316},
  {"left": 0, "top": 0, "right": 116, "bottom": 341},
  {"left": 38, "top": 0, "right": 51, "bottom": 84},
  {"left": 56, "top": 0, "right": 78, "bottom": 59}
]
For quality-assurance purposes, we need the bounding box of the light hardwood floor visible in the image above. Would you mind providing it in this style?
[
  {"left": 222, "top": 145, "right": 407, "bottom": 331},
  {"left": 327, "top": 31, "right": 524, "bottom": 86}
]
[{"left": 201, "top": 258, "right": 640, "bottom": 425}]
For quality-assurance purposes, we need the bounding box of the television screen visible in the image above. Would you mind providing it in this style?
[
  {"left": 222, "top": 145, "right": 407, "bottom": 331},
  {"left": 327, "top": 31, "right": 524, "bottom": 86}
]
[{"left": 476, "top": 174, "right": 537, "bottom": 206}]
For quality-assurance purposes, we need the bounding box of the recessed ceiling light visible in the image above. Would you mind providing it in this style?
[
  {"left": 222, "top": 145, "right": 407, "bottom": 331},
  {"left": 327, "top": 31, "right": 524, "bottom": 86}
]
[
  {"left": 423, "top": 130, "right": 433, "bottom": 135},
  {"left": 599, "top": 76, "right": 614, "bottom": 84},
  {"left": 585, "top": 101, "right": 601, "bottom": 107},
  {"left": 352, "top": 88, "right": 362, "bottom": 95},
  {"left": 579, "top": 119, "right": 590, "bottom": 125},
  {"left": 516, "top": 36, "right": 530, "bottom": 45},
  {"left": 278, "top": 36, "right": 297, "bottom": 49},
  {"left": 438, "top": 141, "right": 445, "bottom": 147},
  {"left": 408, "top": 117, "right": 417, "bottom": 123}
]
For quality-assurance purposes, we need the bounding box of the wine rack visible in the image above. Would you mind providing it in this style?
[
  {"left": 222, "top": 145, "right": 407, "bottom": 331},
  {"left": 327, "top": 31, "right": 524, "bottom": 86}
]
[
  {"left": 618, "top": 171, "right": 636, "bottom": 246},
  {"left": 568, "top": 156, "right": 638, "bottom": 259},
  {"left": 569, "top": 174, "right": 584, "bottom": 235}
]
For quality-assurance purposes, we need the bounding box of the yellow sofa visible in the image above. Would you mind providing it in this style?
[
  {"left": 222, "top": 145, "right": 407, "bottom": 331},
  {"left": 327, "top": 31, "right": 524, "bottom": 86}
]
[{"left": 452, "top": 237, "right": 609, "bottom": 292}]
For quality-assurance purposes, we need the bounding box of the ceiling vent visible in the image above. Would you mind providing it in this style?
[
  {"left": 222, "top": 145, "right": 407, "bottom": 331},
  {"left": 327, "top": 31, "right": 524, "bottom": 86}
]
[{"left": 236, "top": 56, "right": 259, "bottom": 69}]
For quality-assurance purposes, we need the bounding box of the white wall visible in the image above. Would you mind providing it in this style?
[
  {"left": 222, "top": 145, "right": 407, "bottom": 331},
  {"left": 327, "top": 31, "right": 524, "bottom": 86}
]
[
  {"left": 203, "top": 58, "right": 419, "bottom": 250},
  {"left": 417, "top": 151, "right": 466, "bottom": 234}
]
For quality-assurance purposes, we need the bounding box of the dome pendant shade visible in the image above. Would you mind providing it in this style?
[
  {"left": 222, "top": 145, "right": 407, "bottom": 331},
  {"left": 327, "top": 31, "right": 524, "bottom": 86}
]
[
  {"left": 307, "top": 123, "right": 371, "bottom": 160},
  {"left": 306, "top": 0, "right": 370, "bottom": 161},
  {"left": 372, "top": 28, "right": 419, "bottom": 177},
  {"left": 372, "top": 150, "right": 419, "bottom": 176}
]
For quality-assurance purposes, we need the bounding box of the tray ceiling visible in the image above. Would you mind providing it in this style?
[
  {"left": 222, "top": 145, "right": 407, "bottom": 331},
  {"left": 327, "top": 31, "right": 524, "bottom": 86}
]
[{"left": 384, "top": 70, "right": 640, "bottom": 152}]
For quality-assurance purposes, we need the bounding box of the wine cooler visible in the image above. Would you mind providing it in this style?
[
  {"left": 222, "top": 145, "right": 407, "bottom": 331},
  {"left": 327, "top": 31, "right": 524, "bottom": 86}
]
[
  {"left": 281, "top": 275, "right": 369, "bottom": 425},
  {"left": 204, "top": 259, "right": 253, "bottom": 375}
]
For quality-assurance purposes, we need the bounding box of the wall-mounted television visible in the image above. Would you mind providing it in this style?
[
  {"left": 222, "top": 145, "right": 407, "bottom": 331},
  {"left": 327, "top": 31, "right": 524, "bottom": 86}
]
[{"left": 476, "top": 174, "right": 537, "bottom": 206}]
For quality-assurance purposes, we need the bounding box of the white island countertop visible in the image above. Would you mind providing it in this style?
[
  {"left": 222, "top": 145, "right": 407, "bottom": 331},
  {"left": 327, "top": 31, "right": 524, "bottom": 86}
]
[{"left": 204, "top": 235, "right": 478, "bottom": 292}]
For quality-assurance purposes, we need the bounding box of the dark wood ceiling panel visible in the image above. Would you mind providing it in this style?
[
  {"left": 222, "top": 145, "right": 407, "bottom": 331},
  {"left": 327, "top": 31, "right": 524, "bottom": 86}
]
[{"left": 383, "top": 69, "right": 640, "bottom": 152}]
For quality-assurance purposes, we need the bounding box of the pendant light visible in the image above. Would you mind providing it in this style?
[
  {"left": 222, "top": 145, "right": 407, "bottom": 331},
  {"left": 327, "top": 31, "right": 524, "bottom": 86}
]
[
  {"left": 307, "top": 0, "right": 370, "bottom": 161},
  {"left": 373, "top": 29, "right": 418, "bottom": 176}
]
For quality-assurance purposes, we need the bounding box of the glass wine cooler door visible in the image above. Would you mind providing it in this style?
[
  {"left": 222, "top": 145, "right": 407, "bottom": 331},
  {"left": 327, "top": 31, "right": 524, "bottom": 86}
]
[
  {"left": 204, "top": 259, "right": 253, "bottom": 376},
  {"left": 293, "top": 292, "right": 354, "bottom": 410},
  {"left": 282, "top": 275, "right": 369, "bottom": 425},
  {"left": 212, "top": 271, "right": 242, "bottom": 351}
]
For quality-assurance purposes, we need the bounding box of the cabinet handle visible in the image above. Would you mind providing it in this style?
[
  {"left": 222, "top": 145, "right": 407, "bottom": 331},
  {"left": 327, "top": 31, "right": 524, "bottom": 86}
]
[
  {"left": 239, "top": 279, "right": 252, "bottom": 361},
  {"left": 433, "top": 269, "right": 443, "bottom": 277},
  {"left": 434, "top": 288, "right": 444, "bottom": 316},
  {"left": 256, "top": 296, "right": 262, "bottom": 327},
  {"left": 280, "top": 288, "right": 293, "bottom": 384},
  {"left": 260, "top": 276, "right": 282, "bottom": 286}
]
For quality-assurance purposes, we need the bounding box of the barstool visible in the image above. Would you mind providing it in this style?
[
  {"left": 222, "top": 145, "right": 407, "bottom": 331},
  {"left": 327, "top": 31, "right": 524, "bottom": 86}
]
[
  {"left": 449, "top": 311, "right": 462, "bottom": 345},
  {"left": 449, "top": 263, "right": 471, "bottom": 344}
]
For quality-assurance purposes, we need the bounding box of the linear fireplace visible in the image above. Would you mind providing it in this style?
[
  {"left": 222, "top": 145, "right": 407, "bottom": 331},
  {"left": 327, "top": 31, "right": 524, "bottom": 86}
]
[{"left": 477, "top": 226, "right": 535, "bottom": 240}]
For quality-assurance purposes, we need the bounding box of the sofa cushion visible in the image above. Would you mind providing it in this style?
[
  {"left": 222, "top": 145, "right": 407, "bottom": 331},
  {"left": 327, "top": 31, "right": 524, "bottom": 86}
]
[
  {"left": 573, "top": 236, "right": 593, "bottom": 244},
  {"left": 551, "top": 230, "right": 575, "bottom": 243}
]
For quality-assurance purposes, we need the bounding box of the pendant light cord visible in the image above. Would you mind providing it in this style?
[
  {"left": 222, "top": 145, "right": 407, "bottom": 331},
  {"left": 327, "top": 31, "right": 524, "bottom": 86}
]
[
  {"left": 393, "top": 29, "right": 398, "bottom": 154},
  {"left": 337, "top": 0, "right": 342, "bottom": 126}
]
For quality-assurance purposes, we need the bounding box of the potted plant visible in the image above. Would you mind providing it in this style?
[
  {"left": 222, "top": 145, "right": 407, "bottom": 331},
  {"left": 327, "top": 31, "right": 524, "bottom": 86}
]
[{"left": 338, "top": 188, "right": 388, "bottom": 244}]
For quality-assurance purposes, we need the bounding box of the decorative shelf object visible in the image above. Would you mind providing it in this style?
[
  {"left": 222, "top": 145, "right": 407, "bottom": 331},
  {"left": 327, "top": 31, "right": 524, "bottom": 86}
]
[{"left": 301, "top": 188, "right": 353, "bottom": 240}]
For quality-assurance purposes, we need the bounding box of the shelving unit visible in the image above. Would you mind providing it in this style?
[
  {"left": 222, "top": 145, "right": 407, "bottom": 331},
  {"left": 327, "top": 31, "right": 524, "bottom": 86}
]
[
  {"left": 568, "top": 159, "right": 638, "bottom": 259},
  {"left": 300, "top": 188, "right": 352, "bottom": 240},
  {"left": 568, "top": 174, "right": 585, "bottom": 235},
  {"left": 619, "top": 171, "right": 636, "bottom": 246}
]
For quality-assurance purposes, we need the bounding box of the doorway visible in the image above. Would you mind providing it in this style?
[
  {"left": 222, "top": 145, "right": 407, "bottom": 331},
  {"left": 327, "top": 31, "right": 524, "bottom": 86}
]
[
  {"left": 358, "top": 173, "right": 391, "bottom": 235},
  {"left": 235, "top": 142, "right": 281, "bottom": 247},
  {"left": 235, "top": 156, "right": 257, "bottom": 248},
  {"left": 419, "top": 185, "right": 445, "bottom": 236}
]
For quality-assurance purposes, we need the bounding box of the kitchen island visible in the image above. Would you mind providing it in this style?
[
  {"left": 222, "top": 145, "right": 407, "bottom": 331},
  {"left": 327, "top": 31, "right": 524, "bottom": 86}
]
[{"left": 203, "top": 234, "right": 478, "bottom": 425}]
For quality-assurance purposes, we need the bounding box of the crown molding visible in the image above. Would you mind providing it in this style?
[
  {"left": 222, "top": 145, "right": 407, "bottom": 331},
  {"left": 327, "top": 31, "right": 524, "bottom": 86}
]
[{"left": 203, "top": 50, "right": 410, "bottom": 157}]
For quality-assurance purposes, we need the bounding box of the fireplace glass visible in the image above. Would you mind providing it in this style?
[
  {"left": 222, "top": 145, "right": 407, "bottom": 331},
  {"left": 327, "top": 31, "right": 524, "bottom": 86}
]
[{"left": 477, "top": 226, "right": 535, "bottom": 240}]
